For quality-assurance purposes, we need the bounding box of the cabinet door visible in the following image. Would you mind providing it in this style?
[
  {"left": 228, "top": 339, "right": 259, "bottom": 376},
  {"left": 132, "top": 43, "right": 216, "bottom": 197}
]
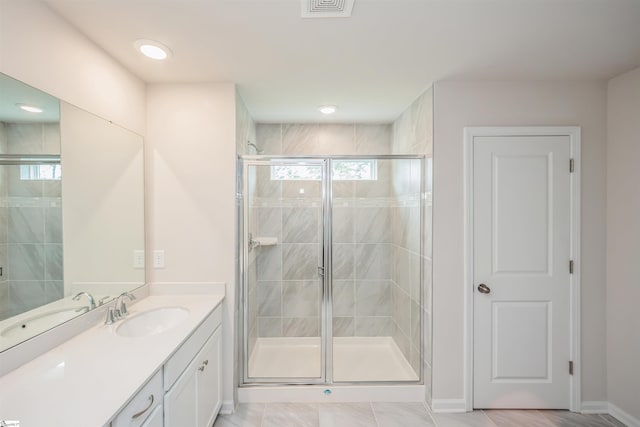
[
  {"left": 196, "top": 327, "right": 222, "bottom": 427},
  {"left": 140, "top": 405, "right": 163, "bottom": 427},
  {"left": 164, "top": 364, "right": 197, "bottom": 427}
]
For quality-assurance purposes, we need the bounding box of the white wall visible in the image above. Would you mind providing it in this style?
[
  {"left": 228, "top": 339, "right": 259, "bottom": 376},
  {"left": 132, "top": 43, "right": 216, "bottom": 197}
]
[
  {"left": 145, "top": 83, "right": 237, "bottom": 405},
  {"left": 432, "top": 80, "right": 608, "bottom": 404},
  {"left": 606, "top": 66, "right": 640, "bottom": 421},
  {"left": 0, "top": 0, "right": 145, "bottom": 134}
]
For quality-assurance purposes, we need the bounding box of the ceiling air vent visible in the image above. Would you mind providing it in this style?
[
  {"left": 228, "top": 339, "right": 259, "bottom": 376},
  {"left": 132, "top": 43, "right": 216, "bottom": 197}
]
[{"left": 301, "top": 0, "right": 355, "bottom": 18}]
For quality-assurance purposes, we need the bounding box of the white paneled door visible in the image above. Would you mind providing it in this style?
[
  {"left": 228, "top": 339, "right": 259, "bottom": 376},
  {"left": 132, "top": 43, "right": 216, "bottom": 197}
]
[{"left": 472, "top": 134, "right": 572, "bottom": 409}]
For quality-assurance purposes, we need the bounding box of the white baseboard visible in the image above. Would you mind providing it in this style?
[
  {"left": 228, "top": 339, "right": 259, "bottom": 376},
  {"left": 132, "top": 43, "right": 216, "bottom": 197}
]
[
  {"left": 239, "top": 385, "right": 425, "bottom": 403},
  {"left": 430, "top": 398, "right": 638, "bottom": 425},
  {"left": 220, "top": 400, "right": 236, "bottom": 415},
  {"left": 581, "top": 401, "right": 609, "bottom": 414},
  {"left": 609, "top": 403, "right": 640, "bottom": 427},
  {"left": 431, "top": 399, "right": 468, "bottom": 413}
]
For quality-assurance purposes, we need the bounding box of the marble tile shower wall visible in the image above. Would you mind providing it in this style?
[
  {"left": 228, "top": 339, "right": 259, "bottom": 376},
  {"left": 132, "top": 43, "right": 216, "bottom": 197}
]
[
  {"left": 236, "top": 92, "right": 258, "bottom": 360},
  {"left": 252, "top": 124, "right": 394, "bottom": 342},
  {"left": 331, "top": 162, "right": 395, "bottom": 339},
  {"left": 389, "top": 158, "right": 422, "bottom": 376},
  {"left": 253, "top": 173, "right": 324, "bottom": 338},
  {"left": 0, "top": 122, "right": 63, "bottom": 321},
  {"left": 247, "top": 244, "right": 258, "bottom": 359},
  {"left": 255, "top": 124, "right": 392, "bottom": 156},
  {"left": 391, "top": 88, "right": 433, "bottom": 402},
  {"left": 236, "top": 91, "right": 257, "bottom": 156}
]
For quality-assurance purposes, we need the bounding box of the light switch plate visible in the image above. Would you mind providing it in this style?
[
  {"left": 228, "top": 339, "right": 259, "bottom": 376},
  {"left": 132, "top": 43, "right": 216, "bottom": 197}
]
[{"left": 153, "top": 250, "right": 165, "bottom": 268}]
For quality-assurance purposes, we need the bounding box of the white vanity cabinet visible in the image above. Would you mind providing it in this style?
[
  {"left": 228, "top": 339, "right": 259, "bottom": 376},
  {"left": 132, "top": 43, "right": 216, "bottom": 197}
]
[
  {"left": 0, "top": 293, "right": 226, "bottom": 427},
  {"left": 108, "top": 304, "right": 222, "bottom": 427},
  {"left": 163, "top": 306, "right": 222, "bottom": 427}
]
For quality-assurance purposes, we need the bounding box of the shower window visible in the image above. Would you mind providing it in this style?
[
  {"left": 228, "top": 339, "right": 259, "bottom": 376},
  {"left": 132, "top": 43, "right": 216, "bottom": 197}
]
[
  {"left": 271, "top": 160, "right": 376, "bottom": 181},
  {"left": 271, "top": 164, "right": 322, "bottom": 180}
]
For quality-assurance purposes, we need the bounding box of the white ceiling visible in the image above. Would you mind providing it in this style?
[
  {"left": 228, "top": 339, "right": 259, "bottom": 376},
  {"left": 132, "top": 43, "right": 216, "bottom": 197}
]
[{"left": 43, "top": 0, "right": 640, "bottom": 123}]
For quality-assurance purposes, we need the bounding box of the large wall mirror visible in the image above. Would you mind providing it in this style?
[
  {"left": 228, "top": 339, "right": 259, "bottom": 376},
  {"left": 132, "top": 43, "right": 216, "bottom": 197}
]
[{"left": 0, "top": 73, "right": 145, "bottom": 352}]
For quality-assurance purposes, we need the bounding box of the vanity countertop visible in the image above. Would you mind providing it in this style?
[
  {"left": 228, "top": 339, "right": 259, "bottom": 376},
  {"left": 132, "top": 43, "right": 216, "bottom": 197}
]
[{"left": 0, "top": 293, "right": 224, "bottom": 427}]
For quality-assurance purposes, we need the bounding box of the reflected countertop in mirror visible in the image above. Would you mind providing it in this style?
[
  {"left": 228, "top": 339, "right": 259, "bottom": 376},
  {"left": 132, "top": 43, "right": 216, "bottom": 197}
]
[{"left": 0, "top": 72, "right": 145, "bottom": 353}]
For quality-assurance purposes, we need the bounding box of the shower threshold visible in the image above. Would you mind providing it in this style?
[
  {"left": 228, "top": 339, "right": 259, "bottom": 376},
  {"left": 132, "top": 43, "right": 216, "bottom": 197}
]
[{"left": 248, "top": 336, "right": 418, "bottom": 382}]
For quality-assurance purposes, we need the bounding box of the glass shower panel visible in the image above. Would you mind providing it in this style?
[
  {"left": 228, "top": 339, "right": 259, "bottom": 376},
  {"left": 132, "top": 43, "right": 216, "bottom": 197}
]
[
  {"left": 331, "top": 158, "right": 421, "bottom": 382},
  {"left": 244, "top": 160, "right": 325, "bottom": 382}
]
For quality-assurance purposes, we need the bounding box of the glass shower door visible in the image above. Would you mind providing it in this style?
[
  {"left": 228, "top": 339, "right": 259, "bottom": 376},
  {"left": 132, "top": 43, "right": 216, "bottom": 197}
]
[
  {"left": 243, "top": 159, "right": 326, "bottom": 383},
  {"left": 331, "top": 157, "right": 422, "bottom": 382}
]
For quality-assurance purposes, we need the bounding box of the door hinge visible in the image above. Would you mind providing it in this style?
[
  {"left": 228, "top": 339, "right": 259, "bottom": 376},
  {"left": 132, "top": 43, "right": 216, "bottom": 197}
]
[
  {"left": 317, "top": 266, "right": 325, "bottom": 277},
  {"left": 569, "top": 361, "right": 574, "bottom": 375},
  {"left": 570, "top": 158, "right": 574, "bottom": 173},
  {"left": 569, "top": 260, "right": 574, "bottom": 274}
]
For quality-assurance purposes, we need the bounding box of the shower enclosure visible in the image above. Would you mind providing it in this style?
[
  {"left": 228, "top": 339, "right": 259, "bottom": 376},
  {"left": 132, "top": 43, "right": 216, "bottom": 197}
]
[{"left": 239, "top": 155, "right": 423, "bottom": 385}]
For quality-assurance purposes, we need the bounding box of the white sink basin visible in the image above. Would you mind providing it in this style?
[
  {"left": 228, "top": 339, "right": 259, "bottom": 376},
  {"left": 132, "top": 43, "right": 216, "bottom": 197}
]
[
  {"left": 115, "top": 306, "right": 189, "bottom": 338},
  {"left": 1, "top": 306, "right": 89, "bottom": 338}
]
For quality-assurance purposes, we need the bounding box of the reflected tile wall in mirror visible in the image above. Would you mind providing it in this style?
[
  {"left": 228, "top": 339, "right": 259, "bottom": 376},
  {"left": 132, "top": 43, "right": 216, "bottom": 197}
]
[
  {"left": 0, "top": 123, "right": 7, "bottom": 320},
  {"left": 0, "top": 123, "right": 62, "bottom": 320}
]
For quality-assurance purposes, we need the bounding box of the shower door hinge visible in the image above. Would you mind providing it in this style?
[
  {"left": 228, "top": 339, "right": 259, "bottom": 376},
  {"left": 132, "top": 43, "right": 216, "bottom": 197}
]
[
  {"left": 569, "top": 260, "right": 574, "bottom": 274},
  {"left": 317, "top": 266, "right": 325, "bottom": 277},
  {"left": 570, "top": 158, "right": 574, "bottom": 173},
  {"left": 569, "top": 361, "right": 574, "bottom": 375}
]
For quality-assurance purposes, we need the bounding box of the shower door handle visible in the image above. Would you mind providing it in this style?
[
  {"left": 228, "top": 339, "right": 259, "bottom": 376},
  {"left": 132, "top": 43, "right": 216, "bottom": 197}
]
[{"left": 317, "top": 266, "right": 325, "bottom": 277}]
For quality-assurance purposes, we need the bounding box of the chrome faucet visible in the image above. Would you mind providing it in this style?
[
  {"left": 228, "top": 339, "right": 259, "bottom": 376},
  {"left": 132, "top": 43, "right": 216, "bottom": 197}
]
[
  {"left": 106, "top": 292, "right": 137, "bottom": 325},
  {"left": 72, "top": 292, "right": 96, "bottom": 310},
  {"left": 115, "top": 292, "right": 136, "bottom": 317}
]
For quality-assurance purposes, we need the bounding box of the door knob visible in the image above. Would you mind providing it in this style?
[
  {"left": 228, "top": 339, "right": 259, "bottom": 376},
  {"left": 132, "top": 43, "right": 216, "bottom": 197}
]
[{"left": 477, "top": 283, "right": 491, "bottom": 294}]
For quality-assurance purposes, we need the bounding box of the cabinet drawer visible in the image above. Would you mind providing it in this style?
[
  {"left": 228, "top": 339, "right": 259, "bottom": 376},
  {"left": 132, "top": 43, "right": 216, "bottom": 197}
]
[
  {"left": 164, "top": 305, "right": 221, "bottom": 390},
  {"left": 112, "top": 370, "right": 162, "bottom": 427}
]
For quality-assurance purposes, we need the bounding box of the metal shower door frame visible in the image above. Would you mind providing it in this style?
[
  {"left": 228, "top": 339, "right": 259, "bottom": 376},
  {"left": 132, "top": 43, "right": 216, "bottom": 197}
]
[
  {"left": 239, "top": 154, "right": 426, "bottom": 387},
  {"left": 241, "top": 157, "right": 330, "bottom": 385}
]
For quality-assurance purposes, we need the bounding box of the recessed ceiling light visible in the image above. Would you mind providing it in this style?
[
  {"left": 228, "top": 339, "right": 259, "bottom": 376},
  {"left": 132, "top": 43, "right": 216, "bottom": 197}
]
[
  {"left": 17, "top": 104, "right": 43, "bottom": 113},
  {"left": 134, "top": 39, "right": 171, "bottom": 60},
  {"left": 319, "top": 105, "right": 337, "bottom": 115}
]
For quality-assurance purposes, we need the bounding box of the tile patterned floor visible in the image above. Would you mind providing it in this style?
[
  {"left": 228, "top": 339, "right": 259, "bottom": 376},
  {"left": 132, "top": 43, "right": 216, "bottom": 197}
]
[{"left": 214, "top": 403, "right": 627, "bottom": 427}]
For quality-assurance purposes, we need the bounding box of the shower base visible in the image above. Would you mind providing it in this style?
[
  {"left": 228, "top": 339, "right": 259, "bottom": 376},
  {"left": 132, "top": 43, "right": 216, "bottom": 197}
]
[{"left": 248, "top": 336, "right": 418, "bottom": 382}]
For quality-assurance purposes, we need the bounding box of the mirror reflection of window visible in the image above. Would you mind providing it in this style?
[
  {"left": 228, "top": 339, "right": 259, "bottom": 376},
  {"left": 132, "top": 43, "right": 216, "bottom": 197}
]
[{"left": 19, "top": 164, "right": 62, "bottom": 181}]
